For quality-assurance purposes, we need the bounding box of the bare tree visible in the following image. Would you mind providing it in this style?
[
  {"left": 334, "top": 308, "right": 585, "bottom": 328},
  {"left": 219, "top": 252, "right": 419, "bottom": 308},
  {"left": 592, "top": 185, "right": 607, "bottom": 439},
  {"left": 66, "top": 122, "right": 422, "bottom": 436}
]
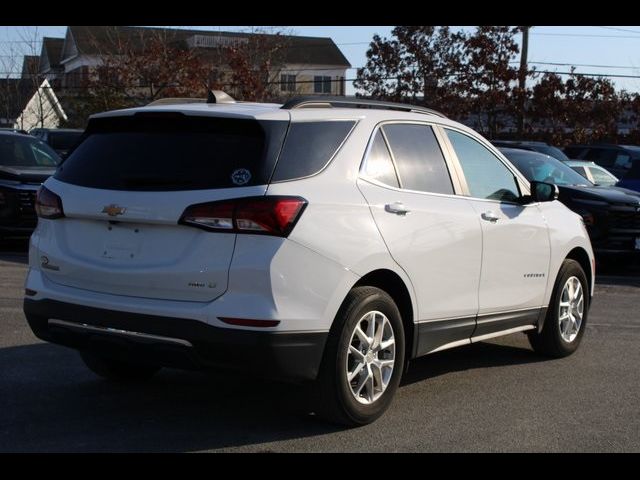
[{"left": 0, "top": 27, "right": 64, "bottom": 130}]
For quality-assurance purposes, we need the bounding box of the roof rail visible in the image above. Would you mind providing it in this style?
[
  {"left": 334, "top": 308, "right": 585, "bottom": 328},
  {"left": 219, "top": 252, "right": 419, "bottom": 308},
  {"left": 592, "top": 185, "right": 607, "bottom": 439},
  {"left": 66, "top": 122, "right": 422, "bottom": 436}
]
[{"left": 281, "top": 96, "right": 447, "bottom": 118}]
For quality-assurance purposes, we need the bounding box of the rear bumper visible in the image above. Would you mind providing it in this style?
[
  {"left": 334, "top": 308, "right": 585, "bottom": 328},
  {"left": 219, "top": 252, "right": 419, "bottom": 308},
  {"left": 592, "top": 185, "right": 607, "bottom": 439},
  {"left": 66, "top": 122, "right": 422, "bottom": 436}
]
[{"left": 24, "top": 298, "right": 328, "bottom": 382}]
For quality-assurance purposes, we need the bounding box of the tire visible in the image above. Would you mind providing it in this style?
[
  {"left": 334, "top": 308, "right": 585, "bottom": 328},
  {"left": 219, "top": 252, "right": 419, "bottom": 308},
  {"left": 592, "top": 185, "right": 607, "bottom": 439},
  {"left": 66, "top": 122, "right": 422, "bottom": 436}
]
[
  {"left": 528, "top": 259, "right": 589, "bottom": 357},
  {"left": 315, "top": 286, "right": 405, "bottom": 426},
  {"left": 79, "top": 350, "right": 160, "bottom": 382}
]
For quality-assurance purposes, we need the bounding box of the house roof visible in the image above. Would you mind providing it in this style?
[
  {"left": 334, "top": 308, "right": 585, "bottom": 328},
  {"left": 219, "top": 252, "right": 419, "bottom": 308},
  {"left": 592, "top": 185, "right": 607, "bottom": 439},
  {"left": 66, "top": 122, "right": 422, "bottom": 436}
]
[
  {"left": 21, "top": 56, "right": 40, "bottom": 77},
  {"left": 42, "top": 37, "right": 65, "bottom": 67},
  {"left": 65, "top": 26, "right": 351, "bottom": 67}
]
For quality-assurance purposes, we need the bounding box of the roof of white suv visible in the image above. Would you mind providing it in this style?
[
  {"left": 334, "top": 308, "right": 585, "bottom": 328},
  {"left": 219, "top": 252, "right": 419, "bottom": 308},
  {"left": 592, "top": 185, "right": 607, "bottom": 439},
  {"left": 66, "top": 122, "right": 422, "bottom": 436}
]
[{"left": 91, "top": 95, "right": 456, "bottom": 125}]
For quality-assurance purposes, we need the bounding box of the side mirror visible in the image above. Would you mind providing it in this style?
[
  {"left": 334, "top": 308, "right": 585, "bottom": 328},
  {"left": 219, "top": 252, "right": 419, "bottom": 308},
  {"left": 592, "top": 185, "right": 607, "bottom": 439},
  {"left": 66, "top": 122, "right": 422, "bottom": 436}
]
[{"left": 530, "top": 181, "right": 559, "bottom": 202}]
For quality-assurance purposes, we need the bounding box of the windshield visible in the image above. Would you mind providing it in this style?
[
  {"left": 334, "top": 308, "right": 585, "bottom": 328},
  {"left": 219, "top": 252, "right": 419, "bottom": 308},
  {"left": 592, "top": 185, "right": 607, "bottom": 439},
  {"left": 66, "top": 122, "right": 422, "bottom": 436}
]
[
  {"left": 0, "top": 134, "right": 60, "bottom": 167},
  {"left": 537, "top": 145, "right": 570, "bottom": 162},
  {"left": 501, "top": 149, "right": 593, "bottom": 186},
  {"left": 589, "top": 166, "right": 617, "bottom": 186}
]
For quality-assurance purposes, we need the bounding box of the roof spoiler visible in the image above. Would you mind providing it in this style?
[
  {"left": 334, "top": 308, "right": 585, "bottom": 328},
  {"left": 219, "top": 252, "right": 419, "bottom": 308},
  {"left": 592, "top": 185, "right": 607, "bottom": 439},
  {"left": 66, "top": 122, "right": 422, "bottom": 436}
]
[{"left": 147, "top": 91, "right": 236, "bottom": 106}]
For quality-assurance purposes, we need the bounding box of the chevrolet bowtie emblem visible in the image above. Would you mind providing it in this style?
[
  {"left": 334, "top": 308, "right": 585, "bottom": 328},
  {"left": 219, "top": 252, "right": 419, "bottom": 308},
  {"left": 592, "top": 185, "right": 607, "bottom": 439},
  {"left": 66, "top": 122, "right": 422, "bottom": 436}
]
[{"left": 101, "top": 204, "right": 126, "bottom": 216}]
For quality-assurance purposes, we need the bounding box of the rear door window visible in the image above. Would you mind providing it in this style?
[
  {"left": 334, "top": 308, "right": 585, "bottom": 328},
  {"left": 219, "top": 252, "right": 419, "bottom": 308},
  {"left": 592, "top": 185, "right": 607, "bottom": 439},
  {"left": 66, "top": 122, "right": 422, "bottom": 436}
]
[{"left": 382, "top": 124, "right": 453, "bottom": 194}]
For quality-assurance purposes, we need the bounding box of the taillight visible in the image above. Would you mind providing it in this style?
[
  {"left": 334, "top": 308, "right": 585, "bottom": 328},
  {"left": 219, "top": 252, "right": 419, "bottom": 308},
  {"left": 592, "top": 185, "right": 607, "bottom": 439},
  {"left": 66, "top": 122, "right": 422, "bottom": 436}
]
[
  {"left": 35, "top": 186, "right": 64, "bottom": 219},
  {"left": 179, "top": 196, "right": 307, "bottom": 237}
]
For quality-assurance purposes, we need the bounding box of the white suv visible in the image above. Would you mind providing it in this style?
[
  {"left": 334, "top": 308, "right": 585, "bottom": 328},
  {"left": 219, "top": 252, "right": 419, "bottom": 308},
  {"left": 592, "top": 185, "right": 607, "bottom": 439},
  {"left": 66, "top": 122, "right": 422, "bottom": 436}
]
[{"left": 24, "top": 95, "right": 595, "bottom": 426}]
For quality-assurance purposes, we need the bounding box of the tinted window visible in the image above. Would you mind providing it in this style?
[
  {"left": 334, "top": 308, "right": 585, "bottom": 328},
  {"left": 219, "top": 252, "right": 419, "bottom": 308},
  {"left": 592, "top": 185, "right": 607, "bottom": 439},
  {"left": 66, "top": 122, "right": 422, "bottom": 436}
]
[
  {"left": 56, "top": 114, "right": 287, "bottom": 191},
  {"left": 0, "top": 135, "right": 60, "bottom": 167},
  {"left": 271, "top": 121, "right": 355, "bottom": 182},
  {"left": 362, "top": 131, "right": 399, "bottom": 188},
  {"left": 563, "top": 146, "right": 586, "bottom": 159},
  {"left": 382, "top": 124, "right": 453, "bottom": 194},
  {"left": 447, "top": 130, "right": 520, "bottom": 202},
  {"left": 49, "top": 131, "right": 83, "bottom": 150},
  {"left": 614, "top": 153, "right": 632, "bottom": 169},
  {"left": 623, "top": 160, "right": 640, "bottom": 180},
  {"left": 584, "top": 148, "right": 616, "bottom": 166}
]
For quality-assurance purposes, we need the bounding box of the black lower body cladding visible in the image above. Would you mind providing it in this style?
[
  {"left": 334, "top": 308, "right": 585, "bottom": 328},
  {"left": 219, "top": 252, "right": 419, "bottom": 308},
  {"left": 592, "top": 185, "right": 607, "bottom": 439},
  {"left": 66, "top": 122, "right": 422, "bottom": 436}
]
[{"left": 23, "top": 298, "right": 328, "bottom": 382}]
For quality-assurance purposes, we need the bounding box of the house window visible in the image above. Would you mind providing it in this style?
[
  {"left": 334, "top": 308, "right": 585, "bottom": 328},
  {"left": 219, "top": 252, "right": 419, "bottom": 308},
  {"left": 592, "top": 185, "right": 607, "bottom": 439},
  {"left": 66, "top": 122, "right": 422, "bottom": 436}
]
[
  {"left": 280, "top": 74, "right": 296, "bottom": 92},
  {"left": 314, "top": 76, "right": 332, "bottom": 94}
]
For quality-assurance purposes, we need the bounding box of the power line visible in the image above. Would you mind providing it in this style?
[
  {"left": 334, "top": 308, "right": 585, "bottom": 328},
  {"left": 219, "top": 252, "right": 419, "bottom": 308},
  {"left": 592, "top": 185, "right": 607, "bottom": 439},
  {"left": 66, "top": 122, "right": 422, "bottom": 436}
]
[
  {"left": 509, "top": 61, "right": 640, "bottom": 70},
  {"left": 592, "top": 26, "right": 640, "bottom": 35},
  {"left": 531, "top": 32, "right": 640, "bottom": 39}
]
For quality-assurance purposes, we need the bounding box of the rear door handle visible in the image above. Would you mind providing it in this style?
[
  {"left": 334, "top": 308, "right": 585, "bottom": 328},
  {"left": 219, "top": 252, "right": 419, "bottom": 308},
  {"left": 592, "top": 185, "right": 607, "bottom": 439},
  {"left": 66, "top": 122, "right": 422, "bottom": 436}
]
[
  {"left": 481, "top": 211, "right": 500, "bottom": 222},
  {"left": 385, "top": 202, "right": 411, "bottom": 216}
]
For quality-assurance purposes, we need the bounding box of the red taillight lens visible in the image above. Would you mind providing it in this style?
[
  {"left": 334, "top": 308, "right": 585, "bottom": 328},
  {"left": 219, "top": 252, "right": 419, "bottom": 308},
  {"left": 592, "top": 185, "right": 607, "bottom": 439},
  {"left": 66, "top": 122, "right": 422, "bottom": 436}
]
[
  {"left": 35, "top": 186, "right": 64, "bottom": 219},
  {"left": 179, "top": 196, "right": 307, "bottom": 237}
]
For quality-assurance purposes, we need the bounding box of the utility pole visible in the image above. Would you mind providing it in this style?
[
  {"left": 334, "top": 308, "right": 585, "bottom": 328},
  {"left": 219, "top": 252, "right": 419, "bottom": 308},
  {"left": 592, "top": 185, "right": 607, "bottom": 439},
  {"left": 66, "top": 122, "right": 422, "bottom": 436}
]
[{"left": 517, "top": 26, "right": 530, "bottom": 136}]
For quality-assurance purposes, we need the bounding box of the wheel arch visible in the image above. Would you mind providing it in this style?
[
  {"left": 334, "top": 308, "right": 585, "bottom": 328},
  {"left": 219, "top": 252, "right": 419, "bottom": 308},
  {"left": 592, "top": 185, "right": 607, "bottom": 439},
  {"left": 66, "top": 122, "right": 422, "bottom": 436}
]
[
  {"left": 351, "top": 269, "right": 417, "bottom": 361},
  {"left": 565, "top": 247, "right": 593, "bottom": 299},
  {"left": 539, "top": 246, "right": 593, "bottom": 333}
]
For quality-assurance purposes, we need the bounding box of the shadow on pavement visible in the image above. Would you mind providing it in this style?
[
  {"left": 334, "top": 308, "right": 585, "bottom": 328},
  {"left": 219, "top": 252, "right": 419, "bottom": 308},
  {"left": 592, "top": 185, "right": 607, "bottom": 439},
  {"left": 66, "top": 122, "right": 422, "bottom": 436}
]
[
  {"left": 0, "top": 343, "right": 337, "bottom": 452},
  {"left": 0, "top": 237, "right": 29, "bottom": 265},
  {"left": 0, "top": 338, "right": 547, "bottom": 452},
  {"left": 402, "top": 340, "right": 544, "bottom": 387}
]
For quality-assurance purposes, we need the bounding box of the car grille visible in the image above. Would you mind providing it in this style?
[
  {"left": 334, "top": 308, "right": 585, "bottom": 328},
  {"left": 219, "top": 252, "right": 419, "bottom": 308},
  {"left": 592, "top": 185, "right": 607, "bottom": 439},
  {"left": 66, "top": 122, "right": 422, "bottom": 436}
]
[
  {"left": 17, "top": 190, "right": 37, "bottom": 216},
  {"left": 609, "top": 209, "right": 640, "bottom": 231}
]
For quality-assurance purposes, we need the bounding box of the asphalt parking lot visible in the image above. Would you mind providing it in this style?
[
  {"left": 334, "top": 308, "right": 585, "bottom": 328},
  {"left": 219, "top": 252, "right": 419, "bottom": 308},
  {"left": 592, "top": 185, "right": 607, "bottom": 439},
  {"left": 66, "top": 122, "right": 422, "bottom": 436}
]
[{"left": 1, "top": 237, "right": 639, "bottom": 452}]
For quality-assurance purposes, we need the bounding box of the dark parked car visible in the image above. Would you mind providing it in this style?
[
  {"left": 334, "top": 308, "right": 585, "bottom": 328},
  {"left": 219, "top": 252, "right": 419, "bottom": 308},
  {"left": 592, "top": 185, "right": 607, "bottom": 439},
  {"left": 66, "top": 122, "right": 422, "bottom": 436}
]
[
  {"left": 500, "top": 148, "right": 640, "bottom": 257},
  {"left": 0, "top": 127, "right": 29, "bottom": 135},
  {"left": 30, "top": 128, "right": 84, "bottom": 158},
  {"left": 616, "top": 161, "right": 640, "bottom": 193},
  {"left": 563, "top": 143, "right": 640, "bottom": 179},
  {"left": 0, "top": 131, "right": 60, "bottom": 239},
  {"left": 491, "top": 140, "right": 570, "bottom": 162}
]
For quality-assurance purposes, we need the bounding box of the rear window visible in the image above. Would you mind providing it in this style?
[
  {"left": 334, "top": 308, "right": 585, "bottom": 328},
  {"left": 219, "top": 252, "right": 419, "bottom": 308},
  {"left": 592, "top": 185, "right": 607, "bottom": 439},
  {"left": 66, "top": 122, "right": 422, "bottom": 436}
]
[{"left": 55, "top": 114, "right": 288, "bottom": 191}]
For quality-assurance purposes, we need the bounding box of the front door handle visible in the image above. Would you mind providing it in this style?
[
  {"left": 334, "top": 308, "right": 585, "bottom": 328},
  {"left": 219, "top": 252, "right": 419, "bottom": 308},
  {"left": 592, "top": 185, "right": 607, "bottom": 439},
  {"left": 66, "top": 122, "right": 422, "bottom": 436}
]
[
  {"left": 481, "top": 211, "right": 500, "bottom": 222},
  {"left": 385, "top": 202, "right": 411, "bottom": 216}
]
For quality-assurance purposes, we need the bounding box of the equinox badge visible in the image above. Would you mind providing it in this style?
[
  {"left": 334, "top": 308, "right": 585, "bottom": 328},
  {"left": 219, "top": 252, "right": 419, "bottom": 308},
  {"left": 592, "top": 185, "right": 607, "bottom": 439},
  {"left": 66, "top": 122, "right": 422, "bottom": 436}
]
[{"left": 102, "top": 204, "right": 126, "bottom": 216}]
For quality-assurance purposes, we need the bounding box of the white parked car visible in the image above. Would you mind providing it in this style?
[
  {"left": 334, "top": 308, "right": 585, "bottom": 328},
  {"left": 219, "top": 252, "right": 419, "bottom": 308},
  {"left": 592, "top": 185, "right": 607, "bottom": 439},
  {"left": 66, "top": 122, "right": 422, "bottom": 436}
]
[{"left": 24, "top": 94, "right": 595, "bottom": 426}]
